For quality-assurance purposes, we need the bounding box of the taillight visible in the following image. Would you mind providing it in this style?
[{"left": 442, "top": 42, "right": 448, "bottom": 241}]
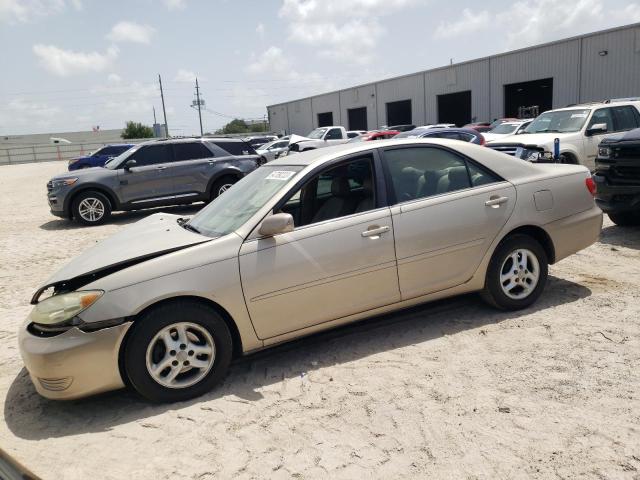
[
  {"left": 478, "top": 134, "right": 486, "bottom": 146},
  {"left": 585, "top": 177, "right": 596, "bottom": 196}
]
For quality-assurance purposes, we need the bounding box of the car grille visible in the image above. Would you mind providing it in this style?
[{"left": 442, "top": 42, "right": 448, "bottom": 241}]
[
  {"left": 46, "top": 181, "right": 53, "bottom": 193},
  {"left": 611, "top": 165, "right": 640, "bottom": 182},
  {"left": 487, "top": 144, "right": 522, "bottom": 156},
  {"left": 38, "top": 376, "right": 73, "bottom": 391},
  {"left": 614, "top": 146, "right": 640, "bottom": 159}
]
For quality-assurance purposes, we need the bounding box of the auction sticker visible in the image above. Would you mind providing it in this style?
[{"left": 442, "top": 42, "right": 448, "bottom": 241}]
[{"left": 266, "top": 171, "right": 296, "bottom": 181}]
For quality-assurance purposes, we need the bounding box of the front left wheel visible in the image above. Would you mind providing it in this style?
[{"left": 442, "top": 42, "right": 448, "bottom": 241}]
[
  {"left": 124, "top": 301, "right": 233, "bottom": 403},
  {"left": 72, "top": 190, "right": 111, "bottom": 226}
]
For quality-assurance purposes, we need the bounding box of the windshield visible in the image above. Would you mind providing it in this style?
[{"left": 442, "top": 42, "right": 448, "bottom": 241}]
[
  {"left": 187, "top": 165, "right": 304, "bottom": 237},
  {"left": 106, "top": 145, "right": 139, "bottom": 169},
  {"left": 525, "top": 109, "right": 590, "bottom": 134},
  {"left": 394, "top": 129, "right": 426, "bottom": 138},
  {"left": 307, "top": 128, "right": 328, "bottom": 139},
  {"left": 489, "top": 124, "right": 519, "bottom": 134}
]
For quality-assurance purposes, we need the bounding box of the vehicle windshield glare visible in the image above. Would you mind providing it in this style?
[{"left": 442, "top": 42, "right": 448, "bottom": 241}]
[
  {"left": 490, "top": 124, "right": 519, "bottom": 134},
  {"left": 524, "top": 109, "right": 590, "bottom": 134},
  {"left": 187, "top": 165, "right": 304, "bottom": 237},
  {"left": 307, "top": 128, "right": 328, "bottom": 139},
  {"left": 106, "top": 146, "right": 139, "bottom": 169}
]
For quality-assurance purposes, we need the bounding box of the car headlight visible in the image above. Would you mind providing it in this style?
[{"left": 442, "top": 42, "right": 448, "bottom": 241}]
[
  {"left": 598, "top": 146, "right": 611, "bottom": 159},
  {"left": 51, "top": 178, "right": 78, "bottom": 188},
  {"left": 29, "top": 290, "right": 103, "bottom": 326}
]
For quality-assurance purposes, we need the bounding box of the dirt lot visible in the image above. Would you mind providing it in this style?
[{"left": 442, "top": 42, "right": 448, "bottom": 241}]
[{"left": 0, "top": 161, "right": 639, "bottom": 479}]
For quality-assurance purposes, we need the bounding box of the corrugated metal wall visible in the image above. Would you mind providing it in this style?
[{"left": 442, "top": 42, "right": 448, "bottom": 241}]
[
  {"left": 376, "top": 73, "right": 425, "bottom": 126},
  {"left": 424, "top": 60, "right": 491, "bottom": 124},
  {"left": 339, "top": 84, "right": 377, "bottom": 130},
  {"left": 267, "top": 24, "right": 640, "bottom": 134},
  {"left": 580, "top": 27, "right": 640, "bottom": 102}
]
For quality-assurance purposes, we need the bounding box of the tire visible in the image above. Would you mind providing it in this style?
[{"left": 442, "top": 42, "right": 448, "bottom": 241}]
[
  {"left": 558, "top": 153, "right": 577, "bottom": 165},
  {"left": 481, "top": 234, "right": 548, "bottom": 310},
  {"left": 124, "top": 301, "right": 233, "bottom": 403},
  {"left": 608, "top": 212, "right": 640, "bottom": 226},
  {"left": 210, "top": 176, "right": 237, "bottom": 201},
  {"left": 71, "top": 190, "right": 111, "bottom": 226}
]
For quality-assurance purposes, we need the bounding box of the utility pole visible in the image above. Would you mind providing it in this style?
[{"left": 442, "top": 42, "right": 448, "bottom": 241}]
[
  {"left": 153, "top": 106, "right": 157, "bottom": 124},
  {"left": 195, "top": 77, "right": 204, "bottom": 136},
  {"left": 158, "top": 74, "right": 169, "bottom": 137}
]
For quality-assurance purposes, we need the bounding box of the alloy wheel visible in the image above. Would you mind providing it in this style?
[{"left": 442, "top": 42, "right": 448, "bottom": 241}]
[
  {"left": 145, "top": 322, "right": 216, "bottom": 389},
  {"left": 499, "top": 248, "right": 540, "bottom": 300},
  {"left": 78, "top": 197, "right": 105, "bottom": 222}
]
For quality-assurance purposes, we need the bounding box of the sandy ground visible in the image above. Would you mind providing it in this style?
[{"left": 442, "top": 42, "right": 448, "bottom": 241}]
[{"left": 0, "top": 161, "right": 639, "bottom": 479}]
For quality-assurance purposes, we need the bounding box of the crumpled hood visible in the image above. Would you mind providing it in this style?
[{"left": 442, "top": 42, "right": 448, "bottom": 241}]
[
  {"left": 488, "top": 132, "right": 568, "bottom": 148},
  {"left": 37, "top": 213, "right": 208, "bottom": 298},
  {"left": 600, "top": 127, "right": 640, "bottom": 145},
  {"left": 289, "top": 134, "right": 313, "bottom": 145}
]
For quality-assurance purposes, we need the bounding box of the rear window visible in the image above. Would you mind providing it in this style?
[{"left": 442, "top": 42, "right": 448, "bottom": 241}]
[
  {"left": 173, "top": 142, "right": 214, "bottom": 161},
  {"left": 210, "top": 141, "right": 255, "bottom": 156}
]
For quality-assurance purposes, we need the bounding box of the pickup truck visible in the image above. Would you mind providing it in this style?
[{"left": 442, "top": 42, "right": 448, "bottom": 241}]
[
  {"left": 487, "top": 100, "right": 640, "bottom": 171},
  {"left": 288, "top": 126, "right": 351, "bottom": 153},
  {"left": 592, "top": 127, "right": 640, "bottom": 226}
]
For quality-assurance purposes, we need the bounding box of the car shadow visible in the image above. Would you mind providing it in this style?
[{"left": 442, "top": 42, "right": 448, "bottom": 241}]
[
  {"left": 599, "top": 224, "right": 640, "bottom": 250},
  {"left": 4, "top": 275, "right": 591, "bottom": 441},
  {"left": 39, "top": 204, "right": 204, "bottom": 231}
]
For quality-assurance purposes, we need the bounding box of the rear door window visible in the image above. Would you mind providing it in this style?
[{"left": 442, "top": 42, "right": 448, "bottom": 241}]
[
  {"left": 325, "top": 128, "right": 342, "bottom": 140},
  {"left": 128, "top": 144, "right": 174, "bottom": 166},
  {"left": 612, "top": 106, "right": 640, "bottom": 131},
  {"left": 173, "top": 142, "right": 214, "bottom": 161}
]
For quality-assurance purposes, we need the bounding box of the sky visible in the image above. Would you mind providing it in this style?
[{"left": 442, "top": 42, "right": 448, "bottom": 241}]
[{"left": 1, "top": 0, "right": 640, "bottom": 136}]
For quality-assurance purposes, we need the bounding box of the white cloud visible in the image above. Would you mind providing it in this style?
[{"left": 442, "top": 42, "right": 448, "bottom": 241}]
[
  {"left": 0, "top": 0, "right": 86, "bottom": 23},
  {"left": 33, "top": 44, "right": 119, "bottom": 76},
  {"left": 434, "top": 9, "right": 490, "bottom": 39},
  {"left": 89, "top": 80, "right": 158, "bottom": 116},
  {"left": 107, "top": 73, "right": 122, "bottom": 83},
  {"left": 106, "top": 21, "right": 155, "bottom": 44},
  {"left": 278, "top": 0, "right": 421, "bottom": 64},
  {"left": 0, "top": 98, "right": 62, "bottom": 131},
  {"left": 174, "top": 69, "right": 205, "bottom": 82},
  {"left": 163, "top": 0, "right": 186, "bottom": 10},
  {"left": 432, "top": 0, "right": 640, "bottom": 50},
  {"left": 256, "top": 22, "right": 265, "bottom": 37}
]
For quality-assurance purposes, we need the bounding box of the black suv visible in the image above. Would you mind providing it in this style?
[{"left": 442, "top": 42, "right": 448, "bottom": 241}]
[
  {"left": 47, "top": 137, "right": 263, "bottom": 225},
  {"left": 593, "top": 128, "right": 640, "bottom": 226}
]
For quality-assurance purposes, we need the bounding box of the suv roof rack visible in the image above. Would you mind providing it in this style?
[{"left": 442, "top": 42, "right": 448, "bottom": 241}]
[{"left": 603, "top": 97, "right": 640, "bottom": 104}]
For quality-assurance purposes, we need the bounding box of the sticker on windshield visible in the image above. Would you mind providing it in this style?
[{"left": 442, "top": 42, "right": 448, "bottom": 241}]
[
  {"left": 266, "top": 170, "right": 295, "bottom": 181},
  {"left": 570, "top": 113, "right": 588, "bottom": 118}
]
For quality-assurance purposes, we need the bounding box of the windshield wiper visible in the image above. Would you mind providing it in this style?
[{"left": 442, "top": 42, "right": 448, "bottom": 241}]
[
  {"left": 535, "top": 129, "right": 561, "bottom": 133},
  {"left": 177, "top": 218, "right": 201, "bottom": 234}
]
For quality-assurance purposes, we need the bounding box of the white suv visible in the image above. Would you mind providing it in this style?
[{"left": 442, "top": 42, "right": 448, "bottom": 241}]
[{"left": 487, "top": 100, "right": 640, "bottom": 170}]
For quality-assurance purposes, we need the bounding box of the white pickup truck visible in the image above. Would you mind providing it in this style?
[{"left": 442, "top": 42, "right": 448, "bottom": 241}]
[
  {"left": 487, "top": 100, "right": 640, "bottom": 171},
  {"left": 288, "top": 126, "right": 351, "bottom": 152}
]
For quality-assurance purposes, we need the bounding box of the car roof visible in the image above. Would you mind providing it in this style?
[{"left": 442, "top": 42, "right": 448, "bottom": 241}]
[
  {"left": 550, "top": 100, "right": 640, "bottom": 112},
  {"left": 269, "top": 138, "right": 541, "bottom": 180}
]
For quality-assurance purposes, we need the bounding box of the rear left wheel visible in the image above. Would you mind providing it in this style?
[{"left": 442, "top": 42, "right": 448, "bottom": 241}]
[
  {"left": 124, "top": 302, "right": 233, "bottom": 403},
  {"left": 481, "top": 234, "right": 548, "bottom": 310},
  {"left": 210, "top": 176, "right": 237, "bottom": 201}
]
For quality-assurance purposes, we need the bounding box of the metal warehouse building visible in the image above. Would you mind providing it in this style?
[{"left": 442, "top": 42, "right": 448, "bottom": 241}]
[{"left": 267, "top": 23, "right": 640, "bottom": 135}]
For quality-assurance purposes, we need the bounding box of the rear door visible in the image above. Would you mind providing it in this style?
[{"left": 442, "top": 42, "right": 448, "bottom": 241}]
[
  {"left": 117, "top": 144, "right": 176, "bottom": 204},
  {"left": 381, "top": 145, "right": 516, "bottom": 299},
  {"left": 171, "top": 142, "right": 216, "bottom": 200}
]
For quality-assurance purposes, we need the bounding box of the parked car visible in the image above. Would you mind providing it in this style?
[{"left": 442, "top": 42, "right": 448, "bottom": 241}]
[
  {"left": 255, "top": 139, "right": 290, "bottom": 162},
  {"left": 288, "top": 126, "right": 351, "bottom": 152},
  {"left": 348, "top": 130, "right": 400, "bottom": 142},
  {"left": 207, "top": 137, "right": 259, "bottom": 157},
  {"left": 68, "top": 144, "right": 133, "bottom": 171},
  {"left": 396, "top": 127, "right": 486, "bottom": 145},
  {"left": 386, "top": 124, "right": 416, "bottom": 132},
  {"left": 347, "top": 130, "right": 368, "bottom": 138},
  {"left": 21, "top": 138, "right": 602, "bottom": 402},
  {"left": 46, "top": 137, "right": 262, "bottom": 226},
  {"left": 464, "top": 122, "right": 492, "bottom": 132},
  {"left": 482, "top": 120, "right": 532, "bottom": 142},
  {"left": 488, "top": 101, "right": 640, "bottom": 170},
  {"left": 592, "top": 127, "right": 640, "bottom": 226},
  {"left": 243, "top": 135, "right": 278, "bottom": 149}
]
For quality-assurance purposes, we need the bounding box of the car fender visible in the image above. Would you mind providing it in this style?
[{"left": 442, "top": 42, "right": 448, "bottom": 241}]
[
  {"left": 63, "top": 182, "right": 121, "bottom": 214},
  {"left": 205, "top": 166, "right": 247, "bottom": 193}
]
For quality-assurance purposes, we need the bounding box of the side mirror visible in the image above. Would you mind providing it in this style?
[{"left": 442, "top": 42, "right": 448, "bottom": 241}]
[
  {"left": 124, "top": 159, "right": 137, "bottom": 171},
  {"left": 586, "top": 123, "right": 608, "bottom": 136},
  {"left": 259, "top": 213, "right": 294, "bottom": 237}
]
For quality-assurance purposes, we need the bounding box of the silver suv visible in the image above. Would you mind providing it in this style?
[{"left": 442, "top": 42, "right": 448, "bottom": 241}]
[{"left": 46, "top": 137, "right": 263, "bottom": 225}]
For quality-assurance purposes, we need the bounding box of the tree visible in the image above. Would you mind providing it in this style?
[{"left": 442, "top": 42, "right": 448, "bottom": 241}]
[
  {"left": 121, "top": 121, "right": 154, "bottom": 139},
  {"left": 216, "top": 119, "right": 249, "bottom": 134}
]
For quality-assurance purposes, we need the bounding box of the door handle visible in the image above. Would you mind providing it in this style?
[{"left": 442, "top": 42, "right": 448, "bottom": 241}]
[
  {"left": 485, "top": 196, "right": 509, "bottom": 207},
  {"left": 157, "top": 166, "right": 167, "bottom": 170},
  {"left": 361, "top": 225, "right": 390, "bottom": 238}
]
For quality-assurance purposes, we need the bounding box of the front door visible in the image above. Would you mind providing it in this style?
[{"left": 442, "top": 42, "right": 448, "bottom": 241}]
[
  {"left": 117, "top": 144, "right": 176, "bottom": 204},
  {"left": 170, "top": 142, "right": 216, "bottom": 200},
  {"left": 381, "top": 146, "right": 516, "bottom": 299},
  {"left": 239, "top": 154, "right": 400, "bottom": 339}
]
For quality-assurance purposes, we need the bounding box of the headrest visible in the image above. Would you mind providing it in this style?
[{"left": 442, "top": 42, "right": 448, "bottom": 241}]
[
  {"left": 331, "top": 176, "right": 351, "bottom": 197},
  {"left": 361, "top": 175, "right": 373, "bottom": 193},
  {"left": 448, "top": 166, "right": 468, "bottom": 184}
]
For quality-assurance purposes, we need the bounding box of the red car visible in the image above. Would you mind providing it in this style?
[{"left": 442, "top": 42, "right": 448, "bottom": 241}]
[{"left": 348, "top": 130, "right": 400, "bottom": 142}]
